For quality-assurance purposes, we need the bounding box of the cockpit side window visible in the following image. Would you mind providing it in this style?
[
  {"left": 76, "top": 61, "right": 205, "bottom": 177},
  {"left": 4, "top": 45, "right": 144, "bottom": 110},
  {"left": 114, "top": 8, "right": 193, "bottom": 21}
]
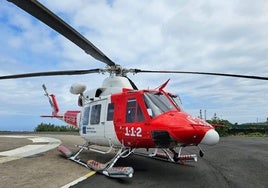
[
  {"left": 126, "top": 98, "right": 144, "bottom": 123},
  {"left": 137, "top": 104, "right": 144, "bottom": 122}
]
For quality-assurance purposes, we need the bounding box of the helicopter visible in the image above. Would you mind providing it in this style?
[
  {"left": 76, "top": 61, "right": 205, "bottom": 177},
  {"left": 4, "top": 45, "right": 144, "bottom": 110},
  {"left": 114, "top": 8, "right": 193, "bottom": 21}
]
[{"left": 2, "top": 0, "right": 268, "bottom": 178}]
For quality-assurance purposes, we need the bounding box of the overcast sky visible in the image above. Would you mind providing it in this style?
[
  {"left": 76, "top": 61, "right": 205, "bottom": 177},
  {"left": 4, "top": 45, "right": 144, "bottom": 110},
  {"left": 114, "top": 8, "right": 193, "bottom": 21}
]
[{"left": 0, "top": 0, "right": 268, "bottom": 131}]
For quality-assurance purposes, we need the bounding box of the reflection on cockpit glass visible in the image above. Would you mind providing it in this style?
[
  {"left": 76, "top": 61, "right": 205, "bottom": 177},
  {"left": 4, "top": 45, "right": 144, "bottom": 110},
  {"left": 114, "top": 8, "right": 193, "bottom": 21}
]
[
  {"left": 169, "top": 93, "right": 184, "bottom": 111},
  {"left": 143, "top": 92, "right": 176, "bottom": 118}
]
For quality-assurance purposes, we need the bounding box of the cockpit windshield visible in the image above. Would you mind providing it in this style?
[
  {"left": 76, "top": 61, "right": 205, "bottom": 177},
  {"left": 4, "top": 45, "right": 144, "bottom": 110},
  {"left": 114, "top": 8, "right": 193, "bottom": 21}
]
[
  {"left": 169, "top": 93, "right": 184, "bottom": 111},
  {"left": 143, "top": 92, "right": 176, "bottom": 118}
]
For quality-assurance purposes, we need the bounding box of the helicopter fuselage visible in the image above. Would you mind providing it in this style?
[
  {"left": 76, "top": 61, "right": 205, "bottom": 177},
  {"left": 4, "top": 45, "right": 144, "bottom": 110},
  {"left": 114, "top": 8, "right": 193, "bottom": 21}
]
[{"left": 53, "top": 76, "right": 219, "bottom": 149}]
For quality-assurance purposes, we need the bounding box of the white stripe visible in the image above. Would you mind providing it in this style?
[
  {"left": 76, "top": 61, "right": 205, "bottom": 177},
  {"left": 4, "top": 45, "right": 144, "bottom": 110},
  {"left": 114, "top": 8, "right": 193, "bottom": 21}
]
[
  {"left": 0, "top": 135, "right": 61, "bottom": 162},
  {"left": 61, "top": 171, "right": 96, "bottom": 188},
  {"left": 0, "top": 135, "right": 35, "bottom": 139},
  {"left": 0, "top": 144, "right": 59, "bottom": 157},
  {"left": 0, "top": 156, "right": 21, "bottom": 164},
  {"left": 28, "top": 137, "right": 49, "bottom": 143}
]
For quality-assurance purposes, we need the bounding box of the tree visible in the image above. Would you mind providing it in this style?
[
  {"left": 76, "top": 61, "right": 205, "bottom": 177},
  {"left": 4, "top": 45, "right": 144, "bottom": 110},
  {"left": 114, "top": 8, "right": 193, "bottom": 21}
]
[
  {"left": 35, "top": 123, "right": 78, "bottom": 132},
  {"left": 206, "top": 114, "right": 232, "bottom": 136}
]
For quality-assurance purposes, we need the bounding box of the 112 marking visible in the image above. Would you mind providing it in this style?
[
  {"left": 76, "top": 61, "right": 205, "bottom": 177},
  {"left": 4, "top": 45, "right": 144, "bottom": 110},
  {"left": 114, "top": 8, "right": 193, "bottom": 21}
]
[{"left": 125, "top": 127, "right": 142, "bottom": 137}]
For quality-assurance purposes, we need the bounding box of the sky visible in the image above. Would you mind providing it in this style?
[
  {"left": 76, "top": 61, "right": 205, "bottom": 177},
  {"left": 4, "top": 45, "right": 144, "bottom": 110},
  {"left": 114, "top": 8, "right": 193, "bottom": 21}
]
[{"left": 0, "top": 0, "right": 268, "bottom": 131}]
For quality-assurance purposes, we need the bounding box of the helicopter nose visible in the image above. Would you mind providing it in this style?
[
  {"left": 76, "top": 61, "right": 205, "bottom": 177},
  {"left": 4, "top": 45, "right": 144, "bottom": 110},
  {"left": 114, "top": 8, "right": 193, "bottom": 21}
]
[{"left": 200, "top": 129, "right": 219, "bottom": 145}]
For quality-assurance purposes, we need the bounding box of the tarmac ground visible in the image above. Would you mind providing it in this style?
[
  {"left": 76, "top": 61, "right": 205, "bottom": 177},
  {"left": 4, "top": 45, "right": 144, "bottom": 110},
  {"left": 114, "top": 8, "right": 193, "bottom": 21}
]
[{"left": 0, "top": 133, "right": 267, "bottom": 188}]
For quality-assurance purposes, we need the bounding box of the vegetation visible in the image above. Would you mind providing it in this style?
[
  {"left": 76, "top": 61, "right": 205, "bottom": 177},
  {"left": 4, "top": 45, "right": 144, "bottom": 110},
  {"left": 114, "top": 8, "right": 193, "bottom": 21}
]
[
  {"left": 229, "top": 123, "right": 268, "bottom": 137},
  {"left": 206, "top": 114, "right": 268, "bottom": 137},
  {"left": 206, "top": 114, "right": 232, "bottom": 137},
  {"left": 35, "top": 123, "right": 78, "bottom": 132}
]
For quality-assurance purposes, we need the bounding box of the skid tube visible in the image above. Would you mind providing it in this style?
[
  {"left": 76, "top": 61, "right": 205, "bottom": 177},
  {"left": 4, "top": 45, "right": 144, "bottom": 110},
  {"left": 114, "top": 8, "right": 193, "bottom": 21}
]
[
  {"left": 58, "top": 144, "right": 134, "bottom": 178},
  {"left": 134, "top": 147, "right": 198, "bottom": 164}
]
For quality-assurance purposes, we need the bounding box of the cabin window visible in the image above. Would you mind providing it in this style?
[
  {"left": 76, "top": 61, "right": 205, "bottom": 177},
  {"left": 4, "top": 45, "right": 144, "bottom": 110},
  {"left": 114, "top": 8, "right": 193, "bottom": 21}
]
[
  {"left": 82, "top": 106, "right": 90, "bottom": 125},
  {"left": 90, "top": 104, "right": 101, "bottom": 125},
  {"left": 126, "top": 98, "right": 144, "bottom": 123},
  {"left": 107, "top": 103, "right": 114, "bottom": 121}
]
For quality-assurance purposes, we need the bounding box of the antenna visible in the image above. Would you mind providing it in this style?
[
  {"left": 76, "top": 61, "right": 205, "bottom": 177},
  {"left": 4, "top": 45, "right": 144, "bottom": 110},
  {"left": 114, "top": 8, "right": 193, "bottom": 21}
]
[{"left": 42, "top": 84, "right": 54, "bottom": 109}]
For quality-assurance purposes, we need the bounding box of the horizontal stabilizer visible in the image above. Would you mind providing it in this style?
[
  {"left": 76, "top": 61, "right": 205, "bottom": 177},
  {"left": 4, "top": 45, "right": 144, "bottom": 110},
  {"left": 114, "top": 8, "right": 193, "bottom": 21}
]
[{"left": 40, "top": 115, "right": 63, "bottom": 118}]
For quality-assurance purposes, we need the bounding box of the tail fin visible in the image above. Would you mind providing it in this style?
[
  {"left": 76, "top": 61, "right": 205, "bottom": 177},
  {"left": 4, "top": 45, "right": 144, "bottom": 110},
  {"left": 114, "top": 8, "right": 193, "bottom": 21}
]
[
  {"left": 41, "top": 84, "right": 80, "bottom": 127},
  {"left": 42, "top": 84, "right": 60, "bottom": 116}
]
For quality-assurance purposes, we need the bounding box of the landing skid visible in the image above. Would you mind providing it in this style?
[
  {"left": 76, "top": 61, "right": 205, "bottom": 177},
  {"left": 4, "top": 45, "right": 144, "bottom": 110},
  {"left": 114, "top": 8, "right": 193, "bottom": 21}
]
[
  {"left": 134, "top": 148, "right": 198, "bottom": 165},
  {"left": 58, "top": 145, "right": 134, "bottom": 178}
]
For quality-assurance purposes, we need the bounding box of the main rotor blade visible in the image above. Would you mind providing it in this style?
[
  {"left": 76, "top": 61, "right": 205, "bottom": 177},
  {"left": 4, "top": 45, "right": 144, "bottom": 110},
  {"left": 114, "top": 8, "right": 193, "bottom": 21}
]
[
  {"left": 0, "top": 69, "right": 100, "bottom": 80},
  {"left": 8, "top": 0, "right": 116, "bottom": 67},
  {"left": 134, "top": 69, "right": 268, "bottom": 81}
]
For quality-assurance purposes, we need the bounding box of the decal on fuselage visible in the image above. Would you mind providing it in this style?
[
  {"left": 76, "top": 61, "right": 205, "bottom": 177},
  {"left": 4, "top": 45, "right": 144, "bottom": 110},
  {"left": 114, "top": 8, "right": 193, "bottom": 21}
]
[{"left": 124, "top": 127, "right": 142, "bottom": 137}]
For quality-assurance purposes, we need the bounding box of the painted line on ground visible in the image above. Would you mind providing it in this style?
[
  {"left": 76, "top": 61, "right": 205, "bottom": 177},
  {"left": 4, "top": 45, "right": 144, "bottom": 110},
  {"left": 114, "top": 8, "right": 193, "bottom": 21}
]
[
  {"left": 61, "top": 171, "right": 96, "bottom": 188},
  {"left": 0, "top": 156, "right": 21, "bottom": 163},
  {"left": 0, "top": 135, "right": 61, "bottom": 163}
]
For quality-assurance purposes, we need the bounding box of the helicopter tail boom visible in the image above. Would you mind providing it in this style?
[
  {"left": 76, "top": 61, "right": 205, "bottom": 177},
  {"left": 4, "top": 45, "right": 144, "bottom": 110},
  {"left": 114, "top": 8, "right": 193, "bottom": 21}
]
[{"left": 41, "top": 84, "right": 81, "bottom": 127}]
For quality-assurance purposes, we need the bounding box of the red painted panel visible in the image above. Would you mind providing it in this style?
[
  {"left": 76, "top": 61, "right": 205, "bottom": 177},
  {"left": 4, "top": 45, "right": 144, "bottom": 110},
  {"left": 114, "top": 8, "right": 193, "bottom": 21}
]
[
  {"left": 63, "top": 110, "right": 81, "bottom": 127},
  {"left": 111, "top": 89, "right": 215, "bottom": 148}
]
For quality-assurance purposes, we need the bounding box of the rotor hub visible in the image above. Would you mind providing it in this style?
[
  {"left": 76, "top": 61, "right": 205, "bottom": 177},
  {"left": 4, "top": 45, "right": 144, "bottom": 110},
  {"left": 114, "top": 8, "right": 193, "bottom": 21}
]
[{"left": 102, "top": 65, "right": 136, "bottom": 77}]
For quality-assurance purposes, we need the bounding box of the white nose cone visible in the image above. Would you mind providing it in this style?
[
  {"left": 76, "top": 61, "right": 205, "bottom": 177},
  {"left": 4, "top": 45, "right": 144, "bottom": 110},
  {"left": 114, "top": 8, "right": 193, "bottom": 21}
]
[{"left": 200, "top": 129, "right": 219, "bottom": 145}]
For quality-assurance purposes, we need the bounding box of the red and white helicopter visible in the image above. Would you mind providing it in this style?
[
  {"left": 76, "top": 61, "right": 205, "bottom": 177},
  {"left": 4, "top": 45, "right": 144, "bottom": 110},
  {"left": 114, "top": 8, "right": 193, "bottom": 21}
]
[{"left": 2, "top": 0, "right": 268, "bottom": 178}]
